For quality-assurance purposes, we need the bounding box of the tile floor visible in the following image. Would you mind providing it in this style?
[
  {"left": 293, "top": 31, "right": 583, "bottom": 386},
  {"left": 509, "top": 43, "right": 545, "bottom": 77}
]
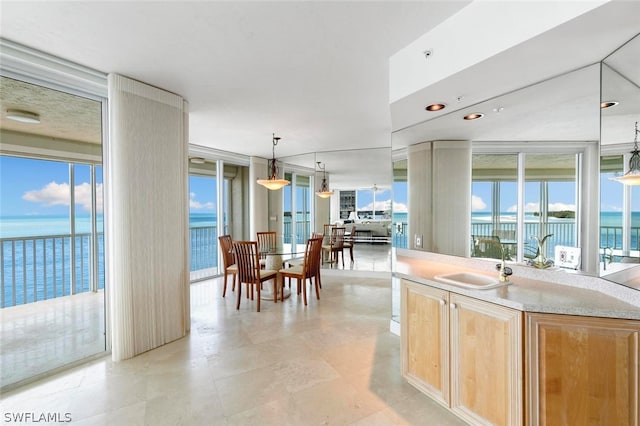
[
  {"left": 0, "top": 291, "right": 106, "bottom": 389},
  {"left": 0, "top": 263, "right": 466, "bottom": 425}
]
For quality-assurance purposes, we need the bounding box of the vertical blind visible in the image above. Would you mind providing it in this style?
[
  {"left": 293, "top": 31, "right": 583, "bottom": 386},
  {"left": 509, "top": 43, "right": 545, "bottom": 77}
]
[{"left": 106, "top": 74, "right": 189, "bottom": 361}]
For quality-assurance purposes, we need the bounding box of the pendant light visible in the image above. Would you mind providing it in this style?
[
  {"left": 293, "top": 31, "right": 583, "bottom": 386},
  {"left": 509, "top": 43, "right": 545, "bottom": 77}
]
[
  {"left": 315, "top": 162, "right": 334, "bottom": 198},
  {"left": 257, "top": 133, "right": 290, "bottom": 190},
  {"left": 612, "top": 121, "right": 640, "bottom": 185}
]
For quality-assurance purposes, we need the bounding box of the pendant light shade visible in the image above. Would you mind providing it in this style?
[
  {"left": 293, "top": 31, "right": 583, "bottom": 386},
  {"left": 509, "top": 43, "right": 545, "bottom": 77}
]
[
  {"left": 611, "top": 121, "right": 640, "bottom": 185},
  {"left": 257, "top": 133, "right": 290, "bottom": 190},
  {"left": 315, "top": 162, "right": 334, "bottom": 198}
]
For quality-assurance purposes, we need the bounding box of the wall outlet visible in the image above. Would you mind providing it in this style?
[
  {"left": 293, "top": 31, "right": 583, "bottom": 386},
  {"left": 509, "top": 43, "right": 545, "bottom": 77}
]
[{"left": 415, "top": 234, "right": 423, "bottom": 248}]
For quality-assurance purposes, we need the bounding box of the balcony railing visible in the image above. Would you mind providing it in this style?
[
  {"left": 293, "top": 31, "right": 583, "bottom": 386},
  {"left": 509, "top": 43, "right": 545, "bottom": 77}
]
[
  {"left": 6, "top": 221, "right": 638, "bottom": 308},
  {"left": 1, "top": 233, "right": 104, "bottom": 308},
  {"left": 393, "top": 221, "right": 640, "bottom": 259},
  {"left": 1, "top": 225, "right": 220, "bottom": 308}
]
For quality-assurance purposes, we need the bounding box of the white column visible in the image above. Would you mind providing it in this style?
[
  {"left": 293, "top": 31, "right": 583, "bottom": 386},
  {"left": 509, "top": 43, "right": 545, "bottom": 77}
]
[{"left": 249, "top": 156, "right": 269, "bottom": 238}]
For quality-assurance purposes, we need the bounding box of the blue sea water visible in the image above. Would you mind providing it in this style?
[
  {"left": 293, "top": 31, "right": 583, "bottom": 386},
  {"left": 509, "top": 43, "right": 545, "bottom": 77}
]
[{"left": 1, "top": 213, "right": 218, "bottom": 307}]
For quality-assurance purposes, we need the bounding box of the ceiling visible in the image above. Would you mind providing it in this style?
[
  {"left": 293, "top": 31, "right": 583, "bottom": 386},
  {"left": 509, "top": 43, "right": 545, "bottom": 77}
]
[{"left": 1, "top": 1, "right": 639, "bottom": 189}]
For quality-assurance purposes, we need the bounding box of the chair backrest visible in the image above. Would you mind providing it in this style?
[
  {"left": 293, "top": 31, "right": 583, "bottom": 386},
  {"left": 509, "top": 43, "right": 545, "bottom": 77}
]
[
  {"left": 218, "top": 235, "right": 234, "bottom": 268},
  {"left": 330, "top": 227, "right": 346, "bottom": 249},
  {"left": 256, "top": 231, "right": 277, "bottom": 255},
  {"left": 312, "top": 231, "right": 324, "bottom": 239},
  {"left": 302, "top": 237, "right": 324, "bottom": 278},
  {"left": 346, "top": 224, "right": 356, "bottom": 243},
  {"left": 233, "top": 241, "right": 261, "bottom": 284},
  {"left": 493, "top": 229, "right": 515, "bottom": 241},
  {"left": 323, "top": 224, "right": 335, "bottom": 244},
  {"left": 472, "top": 235, "right": 502, "bottom": 259}
]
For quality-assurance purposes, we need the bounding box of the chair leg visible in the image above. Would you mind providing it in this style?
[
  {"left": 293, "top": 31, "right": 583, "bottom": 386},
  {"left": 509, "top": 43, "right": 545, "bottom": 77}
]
[
  {"left": 349, "top": 246, "right": 354, "bottom": 263},
  {"left": 236, "top": 280, "right": 242, "bottom": 310},
  {"left": 280, "top": 276, "right": 285, "bottom": 302},
  {"left": 223, "top": 272, "right": 228, "bottom": 297},
  {"left": 256, "top": 284, "right": 261, "bottom": 312},
  {"left": 314, "top": 276, "right": 320, "bottom": 300},
  {"left": 302, "top": 277, "right": 308, "bottom": 306}
]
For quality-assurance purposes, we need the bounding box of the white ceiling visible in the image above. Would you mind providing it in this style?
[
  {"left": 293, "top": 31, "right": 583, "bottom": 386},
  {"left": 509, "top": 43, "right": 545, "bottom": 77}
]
[
  {"left": 1, "top": 1, "right": 639, "bottom": 189},
  {"left": 0, "top": 0, "right": 469, "bottom": 158}
]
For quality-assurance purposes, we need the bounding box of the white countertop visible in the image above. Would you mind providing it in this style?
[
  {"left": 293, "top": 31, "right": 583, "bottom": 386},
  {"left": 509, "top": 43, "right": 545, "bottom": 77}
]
[{"left": 394, "top": 250, "right": 640, "bottom": 320}]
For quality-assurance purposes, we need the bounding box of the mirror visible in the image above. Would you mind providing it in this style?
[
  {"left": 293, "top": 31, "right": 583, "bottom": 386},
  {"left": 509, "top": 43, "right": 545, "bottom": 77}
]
[
  {"left": 391, "top": 31, "right": 640, "bottom": 288},
  {"left": 392, "top": 62, "right": 600, "bottom": 265},
  {"left": 315, "top": 147, "right": 393, "bottom": 238},
  {"left": 599, "top": 33, "right": 640, "bottom": 287}
]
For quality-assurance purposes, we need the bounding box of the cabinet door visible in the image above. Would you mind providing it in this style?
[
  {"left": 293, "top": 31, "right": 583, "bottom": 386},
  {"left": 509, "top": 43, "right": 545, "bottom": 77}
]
[
  {"left": 401, "top": 280, "right": 449, "bottom": 406},
  {"left": 449, "top": 293, "right": 523, "bottom": 426},
  {"left": 527, "top": 313, "right": 640, "bottom": 426}
]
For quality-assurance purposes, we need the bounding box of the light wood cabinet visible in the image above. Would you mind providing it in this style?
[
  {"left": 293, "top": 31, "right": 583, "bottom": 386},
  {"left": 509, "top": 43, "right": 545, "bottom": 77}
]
[
  {"left": 526, "top": 313, "right": 640, "bottom": 426},
  {"left": 401, "top": 280, "right": 450, "bottom": 406},
  {"left": 450, "top": 293, "right": 523, "bottom": 426},
  {"left": 401, "top": 280, "right": 523, "bottom": 425}
]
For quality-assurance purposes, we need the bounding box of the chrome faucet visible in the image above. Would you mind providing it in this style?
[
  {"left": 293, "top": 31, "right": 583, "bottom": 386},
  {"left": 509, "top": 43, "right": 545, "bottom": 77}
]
[{"left": 496, "top": 245, "right": 513, "bottom": 282}]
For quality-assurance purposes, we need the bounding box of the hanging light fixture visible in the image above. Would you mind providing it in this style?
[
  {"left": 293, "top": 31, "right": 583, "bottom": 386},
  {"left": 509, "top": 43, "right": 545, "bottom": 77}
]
[
  {"left": 612, "top": 121, "right": 640, "bottom": 185},
  {"left": 257, "top": 133, "right": 290, "bottom": 190},
  {"left": 315, "top": 162, "right": 334, "bottom": 198}
]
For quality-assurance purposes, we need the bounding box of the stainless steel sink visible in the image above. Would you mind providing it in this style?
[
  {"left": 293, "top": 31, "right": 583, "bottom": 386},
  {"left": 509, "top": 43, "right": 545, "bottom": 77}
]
[{"left": 433, "top": 272, "right": 507, "bottom": 289}]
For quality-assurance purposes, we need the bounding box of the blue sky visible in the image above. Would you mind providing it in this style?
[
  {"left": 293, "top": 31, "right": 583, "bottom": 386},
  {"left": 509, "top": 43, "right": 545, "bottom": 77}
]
[
  {"left": 0, "top": 156, "right": 104, "bottom": 216},
  {"left": 1, "top": 155, "right": 633, "bottom": 217},
  {"left": 0, "top": 156, "right": 219, "bottom": 217}
]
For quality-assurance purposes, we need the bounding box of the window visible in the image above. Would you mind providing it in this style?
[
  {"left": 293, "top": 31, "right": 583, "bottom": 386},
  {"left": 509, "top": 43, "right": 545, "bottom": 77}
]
[{"left": 472, "top": 151, "right": 578, "bottom": 263}]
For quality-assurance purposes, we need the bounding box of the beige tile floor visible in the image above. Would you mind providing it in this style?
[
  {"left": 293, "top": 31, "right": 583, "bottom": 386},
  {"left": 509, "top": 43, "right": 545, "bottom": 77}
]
[{"left": 0, "top": 267, "right": 466, "bottom": 425}]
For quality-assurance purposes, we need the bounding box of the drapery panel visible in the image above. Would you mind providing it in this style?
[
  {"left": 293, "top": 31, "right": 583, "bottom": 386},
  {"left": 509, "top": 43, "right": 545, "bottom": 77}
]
[{"left": 106, "top": 74, "right": 189, "bottom": 361}]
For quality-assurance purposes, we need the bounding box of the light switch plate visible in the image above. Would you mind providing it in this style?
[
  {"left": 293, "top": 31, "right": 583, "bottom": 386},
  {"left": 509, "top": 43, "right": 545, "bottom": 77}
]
[
  {"left": 554, "top": 246, "right": 581, "bottom": 269},
  {"left": 415, "top": 234, "right": 423, "bottom": 248}
]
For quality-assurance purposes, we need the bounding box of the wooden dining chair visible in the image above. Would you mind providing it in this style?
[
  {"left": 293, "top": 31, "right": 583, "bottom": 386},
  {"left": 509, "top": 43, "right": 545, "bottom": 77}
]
[
  {"left": 343, "top": 224, "right": 356, "bottom": 264},
  {"left": 256, "top": 231, "right": 277, "bottom": 268},
  {"left": 232, "top": 241, "right": 278, "bottom": 312},
  {"left": 278, "top": 237, "right": 323, "bottom": 305},
  {"left": 217, "top": 235, "right": 237, "bottom": 297},
  {"left": 322, "top": 226, "right": 345, "bottom": 267}
]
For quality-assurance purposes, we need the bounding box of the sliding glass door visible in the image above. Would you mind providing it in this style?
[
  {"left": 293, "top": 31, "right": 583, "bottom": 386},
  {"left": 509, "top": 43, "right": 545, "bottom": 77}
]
[{"left": 0, "top": 76, "right": 107, "bottom": 389}]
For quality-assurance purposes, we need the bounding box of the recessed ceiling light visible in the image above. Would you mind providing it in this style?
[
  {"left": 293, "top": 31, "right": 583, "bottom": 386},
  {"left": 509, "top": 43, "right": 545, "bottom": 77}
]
[
  {"left": 6, "top": 109, "right": 40, "bottom": 124},
  {"left": 464, "top": 113, "right": 484, "bottom": 120},
  {"left": 601, "top": 101, "right": 619, "bottom": 109},
  {"left": 425, "top": 103, "right": 446, "bottom": 112},
  {"left": 190, "top": 157, "right": 206, "bottom": 164}
]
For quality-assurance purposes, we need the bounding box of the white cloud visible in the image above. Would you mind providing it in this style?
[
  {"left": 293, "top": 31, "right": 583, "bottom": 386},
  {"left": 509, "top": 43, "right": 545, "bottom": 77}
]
[
  {"left": 22, "top": 181, "right": 104, "bottom": 213},
  {"left": 548, "top": 202, "right": 575, "bottom": 212},
  {"left": 471, "top": 195, "right": 487, "bottom": 211},
  {"left": 392, "top": 202, "right": 408, "bottom": 213},
  {"left": 23, "top": 181, "right": 69, "bottom": 207},
  {"left": 189, "top": 192, "right": 215, "bottom": 210},
  {"left": 507, "top": 202, "right": 575, "bottom": 213},
  {"left": 358, "top": 198, "right": 392, "bottom": 212}
]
